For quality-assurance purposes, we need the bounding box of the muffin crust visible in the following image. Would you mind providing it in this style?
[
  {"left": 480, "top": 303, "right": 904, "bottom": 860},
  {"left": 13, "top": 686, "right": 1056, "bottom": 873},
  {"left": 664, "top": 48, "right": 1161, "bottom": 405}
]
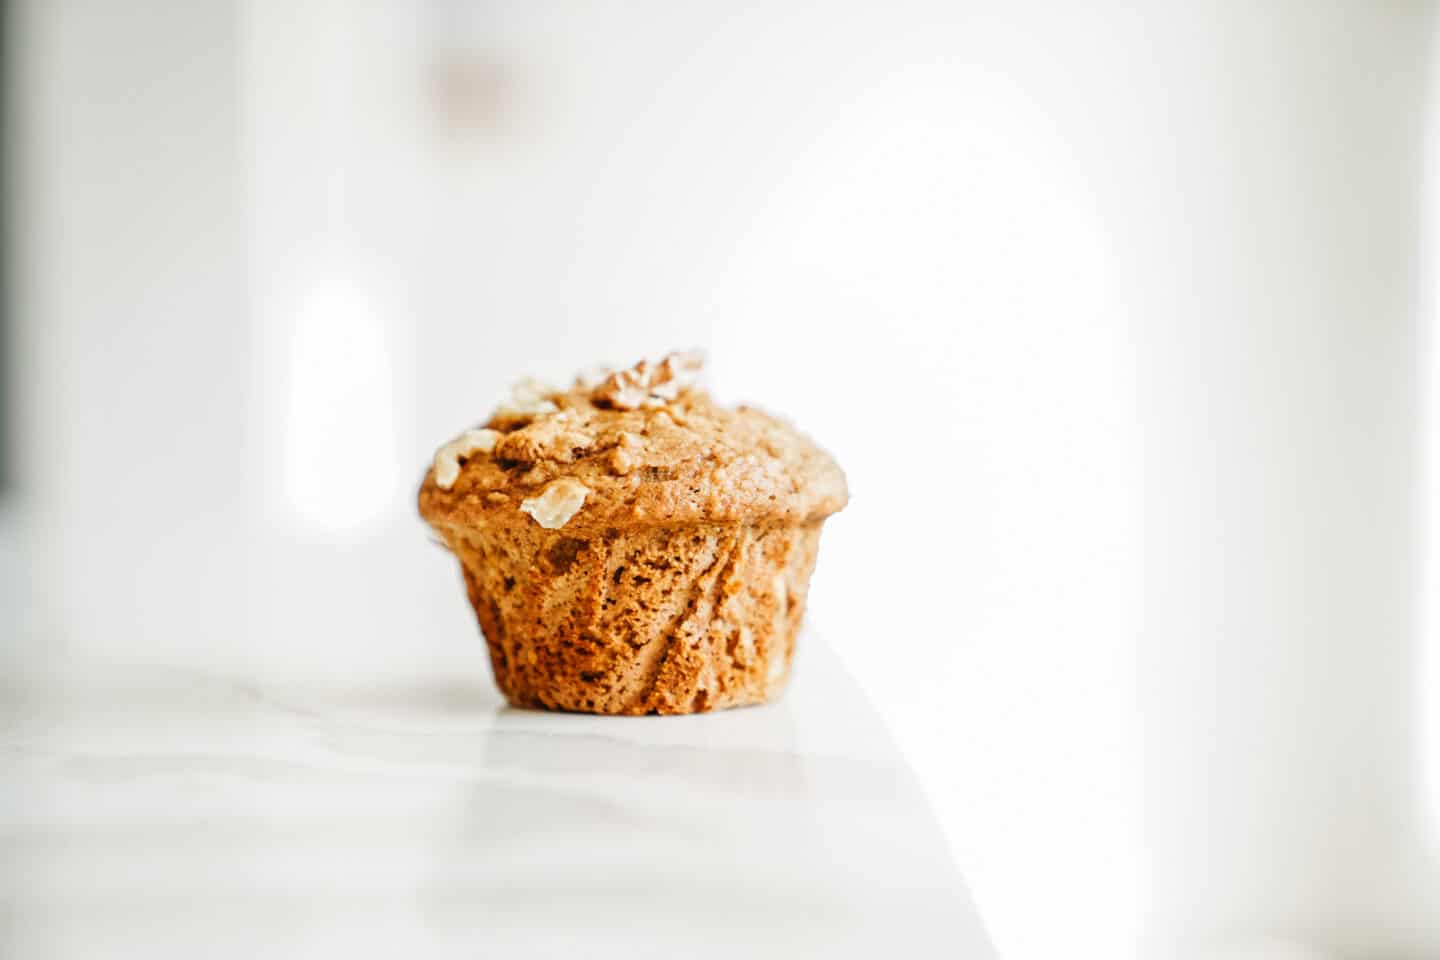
[{"left": 419, "top": 353, "right": 846, "bottom": 714}]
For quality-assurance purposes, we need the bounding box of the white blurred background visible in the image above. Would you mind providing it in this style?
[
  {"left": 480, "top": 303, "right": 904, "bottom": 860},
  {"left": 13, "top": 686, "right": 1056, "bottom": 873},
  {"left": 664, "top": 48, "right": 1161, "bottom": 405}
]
[{"left": 4, "top": 2, "right": 1440, "bottom": 957}]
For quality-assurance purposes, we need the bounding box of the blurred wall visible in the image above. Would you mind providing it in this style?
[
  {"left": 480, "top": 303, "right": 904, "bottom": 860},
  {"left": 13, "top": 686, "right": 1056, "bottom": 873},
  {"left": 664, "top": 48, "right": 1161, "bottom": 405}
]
[
  {"left": 9, "top": 1, "right": 1440, "bottom": 958},
  {"left": 11, "top": 0, "right": 252, "bottom": 659},
  {"left": 1, "top": 0, "right": 12, "bottom": 490}
]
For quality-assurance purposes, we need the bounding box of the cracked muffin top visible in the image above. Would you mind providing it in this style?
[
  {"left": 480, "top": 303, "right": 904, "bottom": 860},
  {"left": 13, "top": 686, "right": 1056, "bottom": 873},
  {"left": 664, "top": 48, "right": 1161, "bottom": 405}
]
[{"left": 418, "top": 352, "right": 848, "bottom": 534}]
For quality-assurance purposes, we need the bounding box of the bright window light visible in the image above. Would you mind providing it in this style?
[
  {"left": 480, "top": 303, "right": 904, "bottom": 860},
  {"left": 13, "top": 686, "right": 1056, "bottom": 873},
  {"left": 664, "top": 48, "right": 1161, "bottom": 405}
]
[{"left": 282, "top": 279, "right": 398, "bottom": 534}]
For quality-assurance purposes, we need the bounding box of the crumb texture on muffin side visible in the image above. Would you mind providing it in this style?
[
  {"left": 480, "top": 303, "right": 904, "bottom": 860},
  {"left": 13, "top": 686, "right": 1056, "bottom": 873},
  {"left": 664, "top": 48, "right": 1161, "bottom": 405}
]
[{"left": 419, "top": 352, "right": 847, "bottom": 715}]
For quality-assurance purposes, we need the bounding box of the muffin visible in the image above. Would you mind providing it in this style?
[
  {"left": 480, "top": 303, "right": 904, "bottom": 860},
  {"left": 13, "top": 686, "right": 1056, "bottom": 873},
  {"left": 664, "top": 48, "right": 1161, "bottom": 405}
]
[{"left": 418, "top": 352, "right": 847, "bottom": 715}]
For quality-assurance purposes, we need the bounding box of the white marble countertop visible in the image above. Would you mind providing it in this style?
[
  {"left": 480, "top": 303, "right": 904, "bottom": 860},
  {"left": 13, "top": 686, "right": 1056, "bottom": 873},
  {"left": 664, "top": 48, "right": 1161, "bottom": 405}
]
[{"left": 0, "top": 635, "right": 993, "bottom": 958}]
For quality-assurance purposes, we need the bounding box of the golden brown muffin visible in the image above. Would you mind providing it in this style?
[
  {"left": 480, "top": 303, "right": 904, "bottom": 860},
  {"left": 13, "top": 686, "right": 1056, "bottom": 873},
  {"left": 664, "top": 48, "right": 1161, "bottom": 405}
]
[{"left": 418, "top": 352, "right": 847, "bottom": 715}]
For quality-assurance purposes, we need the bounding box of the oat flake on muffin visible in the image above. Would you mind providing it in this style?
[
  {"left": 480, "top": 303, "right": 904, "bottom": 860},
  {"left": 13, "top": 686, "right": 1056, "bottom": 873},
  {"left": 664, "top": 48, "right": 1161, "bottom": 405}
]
[{"left": 418, "top": 351, "right": 847, "bottom": 715}]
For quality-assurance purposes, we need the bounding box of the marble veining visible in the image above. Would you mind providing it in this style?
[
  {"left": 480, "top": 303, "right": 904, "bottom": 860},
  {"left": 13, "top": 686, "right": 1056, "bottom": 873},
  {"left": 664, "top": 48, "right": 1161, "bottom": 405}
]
[{"left": 1, "top": 636, "right": 993, "bottom": 958}]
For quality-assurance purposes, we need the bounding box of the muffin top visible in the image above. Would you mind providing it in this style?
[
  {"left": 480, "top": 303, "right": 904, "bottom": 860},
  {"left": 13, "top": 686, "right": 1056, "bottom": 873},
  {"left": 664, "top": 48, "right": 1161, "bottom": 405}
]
[{"left": 418, "top": 352, "right": 847, "bottom": 534}]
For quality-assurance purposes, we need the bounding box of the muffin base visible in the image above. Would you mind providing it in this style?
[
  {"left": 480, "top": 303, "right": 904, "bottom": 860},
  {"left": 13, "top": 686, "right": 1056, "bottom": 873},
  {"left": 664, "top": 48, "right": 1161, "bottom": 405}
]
[{"left": 440, "top": 519, "right": 823, "bottom": 715}]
